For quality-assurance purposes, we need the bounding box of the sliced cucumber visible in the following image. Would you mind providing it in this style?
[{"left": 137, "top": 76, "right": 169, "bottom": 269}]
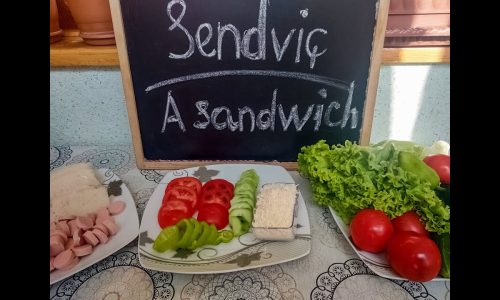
[
  {"left": 229, "top": 169, "right": 259, "bottom": 236},
  {"left": 231, "top": 195, "right": 255, "bottom": 208},
  {"left": 229, "top": 201, "right": 253, "bottom": 211},
  {"left": 230, "top": 208, "right": 253, "bottom": 223},
  {"left": 235, "top": 178, "right": 258, "bottom": 189}
]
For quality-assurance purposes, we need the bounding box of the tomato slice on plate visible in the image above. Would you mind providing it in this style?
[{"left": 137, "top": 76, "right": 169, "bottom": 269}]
[
  {"left": 197, "top": 203, "right": 229, "bottom": 230},
  {"left": 157, "top": 206, "right": 191, "bottom": 228},
  {"left": 163, "top": 199, "right": 194, "bottom": 216},
  {"left": 166, "top": 177, "right": 202, "bottom": 195},
  {"left": 201, "top": 179, "right": 234, "bottom": 199},
  {"left": 163, "top": 186, "right": 198, "bottom": 209},
  {"left": 199, "top": 191, "right": 232, "bottom": 210}
]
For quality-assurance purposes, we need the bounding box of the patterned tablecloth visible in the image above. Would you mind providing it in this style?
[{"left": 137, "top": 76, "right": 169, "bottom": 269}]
[{"left": 50, "top": 145, "right": 450, "bottom": 300}]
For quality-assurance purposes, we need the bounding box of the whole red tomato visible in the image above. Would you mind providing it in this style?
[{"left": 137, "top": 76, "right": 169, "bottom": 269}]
[
  {"left": 350, "top": 209, "right": 394, "bottom": 253},
  {"left": 423, "top": 154, "right": 450, "bottom": 184},
  {"left": 392, "top": 211, "right": 429, "bottom": 237},
  {"left": 386, "top": 232, "right": 442, "bottom": 282}
]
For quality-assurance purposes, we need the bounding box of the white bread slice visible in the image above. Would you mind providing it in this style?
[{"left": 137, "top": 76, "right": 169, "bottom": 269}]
[
  {"left": 50, "top": 185, "right": 109, "bottom": 222},
  {"left": 50, "top": 163, "right": 101, "bottom": 199},
  {"left": 50, "top": 163, "right": 110, "bottom": 222},
  {"left": 50, "top": 163, "right": 94, "bottom": 181}
]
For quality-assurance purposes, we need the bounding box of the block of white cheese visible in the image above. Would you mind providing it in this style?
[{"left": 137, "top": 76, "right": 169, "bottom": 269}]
[
  {"left": 252, "top": 183, "right": 298, "bottom": 241},
  {"left": 50, "top": 163, "right": 110, "bottom": 222}
]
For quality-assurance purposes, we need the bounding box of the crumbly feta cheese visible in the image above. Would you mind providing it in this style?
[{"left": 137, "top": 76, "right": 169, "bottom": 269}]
[{"left": 252, "top": 183, "right": 298, "bottom": 241}]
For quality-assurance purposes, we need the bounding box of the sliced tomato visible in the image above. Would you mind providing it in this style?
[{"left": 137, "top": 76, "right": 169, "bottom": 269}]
[
  {"left": 163, "top": 186, "right": 198, "bottom": 209},
  {"left": 157, "top": 206, "right": 190, "bottom": 228},
  {"left": 163, "top": 199, "right": 194, "bottom": 216},
  {"left": 201, "top": 179, "right": 234, "bottom": 199},
  {"left": 199, "top": 191, "right": 232, "bottom": 210},
  {"left": 197, "top": 203, "right": 229, "bottom": 230},
  {"left": 166, "top": 177, "right": 202, "bottom": 194}
]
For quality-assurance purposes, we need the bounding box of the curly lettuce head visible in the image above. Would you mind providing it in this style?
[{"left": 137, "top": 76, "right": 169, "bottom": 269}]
[{"left": 298, "top": 140, "right": 450, "bottom": 234}]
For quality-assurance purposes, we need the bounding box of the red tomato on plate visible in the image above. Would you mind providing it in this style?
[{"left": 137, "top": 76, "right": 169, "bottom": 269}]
[
  {"left": 386, "top": 232, "right": 442, "bottom": 282},
  {"left": 423, "top": 154, "right": 450, "bottom": 184},
  {"left": 162, "top": 199, "right": 194, "bottom": 216},
  {"left": 199, "top": 191, "right": 232, "bottom": 210},
  {"left": 201, "top": 179, "right": 234, "bottom": 198},
  {"left": 197, "top": 203, "right": 229, "bottom": 230},
  {"left": 163, "top": 186, "right": 198, "bottom": 209},
  {"left": 391, "top": 211, "right": 429, "bottom": 237},
  {"left": 166, "top": 177, "right": 202, "bottom": 195},
  {"left": 157, "top": 206, "right": 191, "bottom": 228},
  {"left": 350, "top": 209, "right": 394, "bottom": 253},
  {"left": 198, "top": 179, "right": 234, "bottom": 210}
]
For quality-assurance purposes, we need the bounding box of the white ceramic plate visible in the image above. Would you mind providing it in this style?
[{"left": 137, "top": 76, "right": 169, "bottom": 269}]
[
  {"left": 329, "top": 207, "right": 450, "bottom": 282},
  {"left": 138, "top": 164, "right": 311, "bottom": 274},
  {"left": 50, "top": 168, "right": 140, "bottom": 285}
]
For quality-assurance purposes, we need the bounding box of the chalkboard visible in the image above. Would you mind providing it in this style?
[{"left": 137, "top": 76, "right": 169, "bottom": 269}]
[{"left": 110, "top": 0, "right": 389, "bottom": 169}]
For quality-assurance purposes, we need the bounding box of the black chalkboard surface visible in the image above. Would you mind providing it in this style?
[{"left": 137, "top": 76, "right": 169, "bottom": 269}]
[{"left": 110, "top": 0, "right": 389, "bottom": 169}]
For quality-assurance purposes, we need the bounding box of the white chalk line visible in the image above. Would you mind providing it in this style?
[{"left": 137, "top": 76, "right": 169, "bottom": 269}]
[{"left": 144, "top": 70, "right": 351, "bottom": 93}]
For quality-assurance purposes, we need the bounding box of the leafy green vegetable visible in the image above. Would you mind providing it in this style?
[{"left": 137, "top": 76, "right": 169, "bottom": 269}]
[
  {"left": 398, "top": 151, "right": 440, "bottom": 189},
  {"left": 298, "top": 140, "right": 450, "bottom": 234}
]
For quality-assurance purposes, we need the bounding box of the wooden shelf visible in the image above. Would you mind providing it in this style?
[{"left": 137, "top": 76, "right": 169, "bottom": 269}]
[
  {"left": 50, "top": 31, "right": 450, "bottom": 67},
  {"left": 382, "top": 47, "right": 449, "bottom": 64}
]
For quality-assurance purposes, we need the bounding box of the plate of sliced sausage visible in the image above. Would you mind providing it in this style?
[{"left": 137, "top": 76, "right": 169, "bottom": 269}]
[{"left": 50, "top": 167, "right": 139, "bottom": 285}]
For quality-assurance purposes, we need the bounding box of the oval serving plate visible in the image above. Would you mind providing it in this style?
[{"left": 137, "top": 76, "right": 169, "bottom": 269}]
[
  {"left": 50, "top": 168, "right": 140, "bottom": 285},
  {"left": 138, "top": 164, "right": 311, "bottom": 274}
]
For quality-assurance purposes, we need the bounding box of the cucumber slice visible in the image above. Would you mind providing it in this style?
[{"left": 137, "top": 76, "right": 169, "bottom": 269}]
[
  {"left": 234, "top": 182, "right": 257, "bottom": 193},
  {"left": 233, "top": 190, "right": 256, "bottom": 201},
  {"left": 231, "top": 195, "right": 255, "bottom": 206},
  {"left": 235, "top": 178, "right": 258, "bottom": 190},
  {"left": 240, "top": 169, "right": 258, "bottom": 180},
  {"left": 229, "top": 201, "right": 253, "bottom": 211},
  {"left": 230, "top": 208, "right": 253, "bottom": 223},
  {"left": 229, "top": 216, "right": 242, "bottom": 235}
]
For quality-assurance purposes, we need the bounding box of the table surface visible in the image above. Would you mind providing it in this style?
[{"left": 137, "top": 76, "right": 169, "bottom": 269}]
[{"left": 50, "top": 145, "right": 450, "bottom": 300}]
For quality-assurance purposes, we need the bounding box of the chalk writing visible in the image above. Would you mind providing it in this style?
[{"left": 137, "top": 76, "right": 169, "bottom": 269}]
[
  {"left": 162, "top": 88, "right": 358, "bottom": 133},
  {"left": 166, "top": 0, "right": 327, "bottom": 69}
]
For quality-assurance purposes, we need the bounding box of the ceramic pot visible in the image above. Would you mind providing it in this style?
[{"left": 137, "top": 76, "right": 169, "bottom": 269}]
[
  {"left": 65, "top": 0, "right": 115, "bottom": 45},
  {"left": 389, "top": 0, "right": 450, "bottom": 14},
  {"left": 56, "top": 0, "right": 78, "bottom": 29},
  {"left": 385, "top": 0, "right": 450, "bottom": 47},
  {"left": 50, "top": 0, "right": 63, "bottom": 43}
]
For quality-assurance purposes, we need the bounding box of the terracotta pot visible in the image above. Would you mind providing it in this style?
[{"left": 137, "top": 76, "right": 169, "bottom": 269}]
[
  {"left": 56, "top": 0, "right": 78, "bottom": 29},
  {"left": 65, "top": 0, "right": 115, "bottom": 45},
  {"left": 50, "top": 0, "right": 63, "bottom": 43},
  {"left": 389, "top": 0, "right": 450, "bottom": 14},
  {"left": 385, "top": 0, "right": 450, "bottom": 47}
]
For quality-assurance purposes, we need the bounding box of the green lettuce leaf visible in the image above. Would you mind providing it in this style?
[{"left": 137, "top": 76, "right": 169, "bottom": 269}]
[{"left": 298, "top": 140, "right": 450, "bottom": 234}]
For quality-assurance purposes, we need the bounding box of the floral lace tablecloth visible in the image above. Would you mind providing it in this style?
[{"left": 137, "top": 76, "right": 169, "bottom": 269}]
[{"left": 50, "top": 145, "right": 450, "bottom": 300}]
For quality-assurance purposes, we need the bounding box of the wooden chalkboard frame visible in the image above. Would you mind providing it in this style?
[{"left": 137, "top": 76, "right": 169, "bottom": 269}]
[{"left": 110, "top": 0, "right": 390, "bottom": 170}]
